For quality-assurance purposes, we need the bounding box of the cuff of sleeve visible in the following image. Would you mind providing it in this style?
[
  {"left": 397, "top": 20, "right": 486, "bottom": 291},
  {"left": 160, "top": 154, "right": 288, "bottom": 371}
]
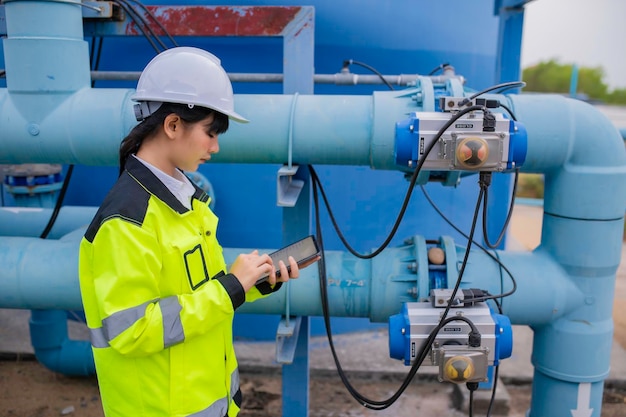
[
  {"left": 217, "top": 273, "right": 245, "bottom": 310},
  {"left": 255, "top": 281, "right": 283, "bottom": 295}
]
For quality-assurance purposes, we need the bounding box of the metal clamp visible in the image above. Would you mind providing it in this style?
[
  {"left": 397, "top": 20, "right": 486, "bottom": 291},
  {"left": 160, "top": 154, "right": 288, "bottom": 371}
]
[
  {"left": 277, "top": 165, "right": 304, "bottom": 207},
  {"left": 277, "top": 93, "right": 304, "bottom": 207},
  {"left": 275, "top": 315, "right": 302, "bottom": 364}
]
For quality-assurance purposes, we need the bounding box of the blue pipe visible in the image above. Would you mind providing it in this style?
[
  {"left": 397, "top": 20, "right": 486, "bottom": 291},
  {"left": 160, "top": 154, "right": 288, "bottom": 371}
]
[
  {"left": 2, "top": 0, "right": 101, "bottom": 375},
  {"left": 0, "top": 232, "right": 586, "bottom": 325},
  {"left": 29, "top": 309, "right": 94, "bottom": 376},
  {"left": 507, "top": 94, "right": 626, "bottom": 417},
  {"left": 3, "top": 0, "right": 90, "bottom": 93},
  {"left": 0, "top": 89, "right": 408, "bottom": 168},
  {"left": 0, "top": 206, "right": 97, "bottom": 238}
]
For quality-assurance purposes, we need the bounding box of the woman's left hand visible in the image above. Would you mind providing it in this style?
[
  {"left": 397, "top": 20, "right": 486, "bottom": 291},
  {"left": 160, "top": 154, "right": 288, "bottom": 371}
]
[{"left": 276, "top": 255, "right": 299, "bottom": 283}]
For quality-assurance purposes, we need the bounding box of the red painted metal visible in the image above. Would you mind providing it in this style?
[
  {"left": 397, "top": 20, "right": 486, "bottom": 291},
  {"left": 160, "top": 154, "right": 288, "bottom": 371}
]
[{"left": 125, "top": 5, "right": 303, "bottom": 37}]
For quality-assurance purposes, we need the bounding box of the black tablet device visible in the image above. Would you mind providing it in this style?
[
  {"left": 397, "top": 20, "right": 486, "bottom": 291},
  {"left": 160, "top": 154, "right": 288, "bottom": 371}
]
[{"left": 256, "top": 235, "right": 320, "bottom": 284}]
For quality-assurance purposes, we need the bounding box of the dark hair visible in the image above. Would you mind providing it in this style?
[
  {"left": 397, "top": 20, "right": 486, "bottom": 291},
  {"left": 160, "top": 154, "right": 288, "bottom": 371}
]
[{"left": 119, "top": 103, "right": 229, "bottom": 175}]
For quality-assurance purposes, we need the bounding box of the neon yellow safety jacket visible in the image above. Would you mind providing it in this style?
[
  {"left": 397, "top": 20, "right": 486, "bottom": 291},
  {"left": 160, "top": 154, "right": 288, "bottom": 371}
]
[{"left": 79, "top": 156, "right": 280, "bottom": 417}]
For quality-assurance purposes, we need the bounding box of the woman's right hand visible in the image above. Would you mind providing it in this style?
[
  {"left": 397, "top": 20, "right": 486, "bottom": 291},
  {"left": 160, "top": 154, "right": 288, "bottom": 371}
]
[{"left": 229, "top": 250, "right": 276, "bottom": 292}]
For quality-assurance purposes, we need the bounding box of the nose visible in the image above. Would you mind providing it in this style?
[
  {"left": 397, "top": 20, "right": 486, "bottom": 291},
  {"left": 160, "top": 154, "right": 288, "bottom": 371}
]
[{"left": 209, "top": 138, "right": 219, "bottom": 154}]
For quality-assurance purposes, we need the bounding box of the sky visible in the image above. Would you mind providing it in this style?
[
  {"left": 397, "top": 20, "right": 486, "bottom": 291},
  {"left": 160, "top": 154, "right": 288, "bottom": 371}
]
[{"left": 521, "top": 0, "right": 626, "bottom": 90}]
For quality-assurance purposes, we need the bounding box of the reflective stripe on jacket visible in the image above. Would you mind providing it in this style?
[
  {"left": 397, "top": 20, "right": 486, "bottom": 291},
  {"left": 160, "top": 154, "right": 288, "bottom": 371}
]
[{"left": 79, "top": 157, "right": 279, "bottom": 417}]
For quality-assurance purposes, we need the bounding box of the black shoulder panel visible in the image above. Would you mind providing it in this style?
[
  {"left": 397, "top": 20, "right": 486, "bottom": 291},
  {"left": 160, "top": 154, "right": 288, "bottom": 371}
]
[{"left": 84, "top": 172, "right": 150, "bottom": 243}]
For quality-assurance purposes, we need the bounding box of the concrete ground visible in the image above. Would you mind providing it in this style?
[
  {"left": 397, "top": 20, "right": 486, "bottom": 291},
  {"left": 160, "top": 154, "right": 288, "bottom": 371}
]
[{"left": 1, "top": 204, "right": 625, "bottom": 416}]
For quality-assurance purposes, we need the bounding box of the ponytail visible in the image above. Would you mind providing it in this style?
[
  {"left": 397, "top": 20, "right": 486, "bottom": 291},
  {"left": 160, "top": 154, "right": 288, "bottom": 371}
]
[{"left": 119, "top": 103, "right": 229, "bottom": 175}]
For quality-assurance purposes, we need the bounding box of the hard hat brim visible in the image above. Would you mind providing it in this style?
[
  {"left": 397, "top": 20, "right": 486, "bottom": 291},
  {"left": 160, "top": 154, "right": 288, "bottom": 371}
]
[{"left": 130, "top": 94, "right": 249, "bottom": 123}]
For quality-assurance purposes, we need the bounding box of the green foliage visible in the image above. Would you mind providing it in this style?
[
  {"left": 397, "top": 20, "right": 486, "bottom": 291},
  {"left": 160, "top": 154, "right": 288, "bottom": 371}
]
[
  {"left": 605, "top": 88, "right": 626, "bottom": 104},
  {"left": 523, "top": 59, "right": 578, "bottom": 94},
  {"left": 515, "top": 174, "right": 544, "bottom": 199},
  {"left": 522, "top": 59, "right": 626, "bottom": 105},
  {"left": 576, "top": 65, "right": 609, "bottom": 98}
]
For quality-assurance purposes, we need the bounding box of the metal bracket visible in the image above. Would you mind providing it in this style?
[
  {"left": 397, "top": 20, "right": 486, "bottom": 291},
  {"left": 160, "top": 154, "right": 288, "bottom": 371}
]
[
  {"left": 277, "top": 165, "right": 304, "bottom": 207},
  {"left": 81, "top": 1, "right": 114, "bottom": 19},
  {"left": 275, "top": 315, "right": 302, "bottom": 364},
  {"left": 276, "top": 93, "right": 304, "bottom": 207}
]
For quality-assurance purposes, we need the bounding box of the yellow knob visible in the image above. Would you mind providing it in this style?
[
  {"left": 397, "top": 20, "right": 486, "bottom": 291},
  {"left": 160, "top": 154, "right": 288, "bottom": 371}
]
[{"left": 444, "top": 356, "right": 475, "bottom": 382}]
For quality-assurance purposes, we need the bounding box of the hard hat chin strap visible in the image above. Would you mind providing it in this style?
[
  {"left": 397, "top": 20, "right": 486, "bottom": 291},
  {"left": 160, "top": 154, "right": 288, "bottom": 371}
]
[{"left": 133, "top": 101, "right": 163, "bottom": 121}]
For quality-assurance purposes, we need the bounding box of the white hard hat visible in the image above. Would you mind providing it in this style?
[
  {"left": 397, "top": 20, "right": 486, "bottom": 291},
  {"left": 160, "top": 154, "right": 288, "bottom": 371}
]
[{"left": 131, "top": 46, "right": 248, "bottom": 123}]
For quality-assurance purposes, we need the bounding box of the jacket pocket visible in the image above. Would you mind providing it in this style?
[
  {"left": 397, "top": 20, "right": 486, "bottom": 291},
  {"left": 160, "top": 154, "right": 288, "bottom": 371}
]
[{"left": 182, "top": 242, "right": 210, "bottom": 290}]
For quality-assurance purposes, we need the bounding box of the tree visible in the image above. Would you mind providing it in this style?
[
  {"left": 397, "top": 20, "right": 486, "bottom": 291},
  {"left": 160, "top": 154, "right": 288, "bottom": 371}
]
[
  {"left": 605, "top": 88, "right": 626, "bottom": 104},
  {"left": 522, "top": 59, "right": 613, "bottom": 102}
]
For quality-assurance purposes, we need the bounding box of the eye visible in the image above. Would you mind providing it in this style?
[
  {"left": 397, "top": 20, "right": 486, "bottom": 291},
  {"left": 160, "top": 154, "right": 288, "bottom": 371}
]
[{"left": 204, "top": 127, "right": 217, "bottom": 138}]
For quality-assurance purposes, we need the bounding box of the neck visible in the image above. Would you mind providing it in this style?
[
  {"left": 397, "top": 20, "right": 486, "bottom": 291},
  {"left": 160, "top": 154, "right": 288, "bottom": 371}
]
[{"left": 136, "top": 138, "right": 176, "bottom": 177}]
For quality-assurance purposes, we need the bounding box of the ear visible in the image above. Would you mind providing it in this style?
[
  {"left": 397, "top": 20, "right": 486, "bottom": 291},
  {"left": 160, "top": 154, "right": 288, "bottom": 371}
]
[{"left": 163, "top": 114, "right": 181, "bottom": 140}]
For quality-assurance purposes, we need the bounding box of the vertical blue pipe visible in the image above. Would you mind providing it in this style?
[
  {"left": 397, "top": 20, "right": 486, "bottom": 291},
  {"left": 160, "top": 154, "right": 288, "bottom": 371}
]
[
  {"left": 507, "top": 94, "right": 626, "bottom": 417},
  {"left": 494, "top": 2, "right": 525, "bottom": 87},
  {"left": 29, "top": 310, "right": 95, "bottom": 376},
  {"left": 3, "top": 0, "right": 90, "bottom": 93},
  {"left": 3, "top": 0, "right": 95, "bottom": 378},
  {"left": 570, "top": 64, "right": 579, "bottom": 98},
  {"left": 492, "top": 2, "right": 525, "bottom": 251}
]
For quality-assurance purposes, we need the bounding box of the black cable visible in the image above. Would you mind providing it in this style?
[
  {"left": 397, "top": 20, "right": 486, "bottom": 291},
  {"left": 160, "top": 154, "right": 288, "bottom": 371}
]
[
  {"left": 90, "top": 37, "right": 104, "bottom": 88},
  {"left": 118, "top": 0, "right": 168, "bottom": 51},
  {"left": 485, "top": 292, "right": 503, "bottom": 417},
  {"left": 482, "top": 169, "right": 520, "bottom": 249},
  {"left": 459, "top": 81, "right": 526, "bottom": 107},
  {"left": 438, "top": 185, "right": 484, "bottom": 321},
  {"left": 342, "top": 59, "right": 395, "bottom": 90},
  {"left": 313, "top": 171, "right": 484, "bottom": 410},
  {"left": 419, "top": 185, "right": 513, "bottom": 415},
  {"left": 485, "top": 365, "right": 501, "bottom": 417},
  {"left": 309, "top": 104, "right": 487, "bottom": 260},
  {"left": 310, "top": 82, "right": 521, "bottom": 409},
  {"left": 89, "top": 37, "right": 97, "bottom": 68},
  {"left": 427, "top": 62, "right": 450, "bottom": 76},
  {"left": 467, "top": 81, "right": 526, "bottom": 100},
  {"left": 40, "top": 165, "right": 74, "bottom": 239},
  {"left": 126, "top": 0, "right": 179, "bottom": 48},
  {"left": 112, "top": 0, "right": 163, "bottom": 53},
  {"left": 499, "top": 103, "right": 517, "bottom": 121},
  {"left": 93, "top": 37, "right": 104, "bottom": 72},
  {"left": 420, "top": 185, "right": 517, "bottom": 305}
]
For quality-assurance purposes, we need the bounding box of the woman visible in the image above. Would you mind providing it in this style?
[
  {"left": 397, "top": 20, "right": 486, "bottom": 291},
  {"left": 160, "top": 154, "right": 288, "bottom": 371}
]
[{"left": 79, "top": 47, "right": 304, "bottom": 417}]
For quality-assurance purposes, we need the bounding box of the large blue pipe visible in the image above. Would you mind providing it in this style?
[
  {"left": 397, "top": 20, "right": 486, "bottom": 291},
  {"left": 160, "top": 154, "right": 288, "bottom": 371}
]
[
  {"left": 0, "top": 206, "right": 97, "bottom": 238},
  {"left": 506, "top": 94, "right": 626, "bottom": 417}
]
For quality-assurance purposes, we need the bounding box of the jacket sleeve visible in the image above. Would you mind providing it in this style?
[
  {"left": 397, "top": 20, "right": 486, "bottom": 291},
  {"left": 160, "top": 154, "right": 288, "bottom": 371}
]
[
  {"left": 85, "top": 218, "right": 242, "bottom": 357},
  {"left": 245, "top": 281, "right": 283, "bottom": 302}
]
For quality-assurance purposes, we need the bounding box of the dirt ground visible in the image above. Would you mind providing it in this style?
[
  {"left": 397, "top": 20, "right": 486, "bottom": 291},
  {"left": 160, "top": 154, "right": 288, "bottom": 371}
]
[
  {"left": 1, "top": 205, "right": 626, "bottom": 416},
  {"left": 0, "top": 359, "right": 625, "bottom": 417}
]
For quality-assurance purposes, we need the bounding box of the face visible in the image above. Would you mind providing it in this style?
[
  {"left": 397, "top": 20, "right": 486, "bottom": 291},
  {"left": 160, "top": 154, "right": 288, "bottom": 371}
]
[{"left": 171, "top": 114, "right": 220, "bottom": 172}]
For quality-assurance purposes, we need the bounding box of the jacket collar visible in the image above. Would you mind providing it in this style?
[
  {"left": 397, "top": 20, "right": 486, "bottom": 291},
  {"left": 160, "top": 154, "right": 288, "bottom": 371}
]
[{"left": 125, "top": 156, "right": 209, "bottom": 214}]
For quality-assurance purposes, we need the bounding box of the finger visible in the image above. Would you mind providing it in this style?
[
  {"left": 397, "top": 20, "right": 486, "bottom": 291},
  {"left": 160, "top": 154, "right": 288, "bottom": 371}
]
[
  {"left": 250, "top": 253, "right": 271, "bottom": 269},
  {"left": 257, "top": 253, "right": 273, "bottom": 267},
  {"left": 267, "top": 263, "right": 277, "bottom": 286},
  {"left": 287, "top": 256, "right": 299, "bottom": 279},
  {"left": 277, "top": 260, "right": 290, "bottom": 282}
]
